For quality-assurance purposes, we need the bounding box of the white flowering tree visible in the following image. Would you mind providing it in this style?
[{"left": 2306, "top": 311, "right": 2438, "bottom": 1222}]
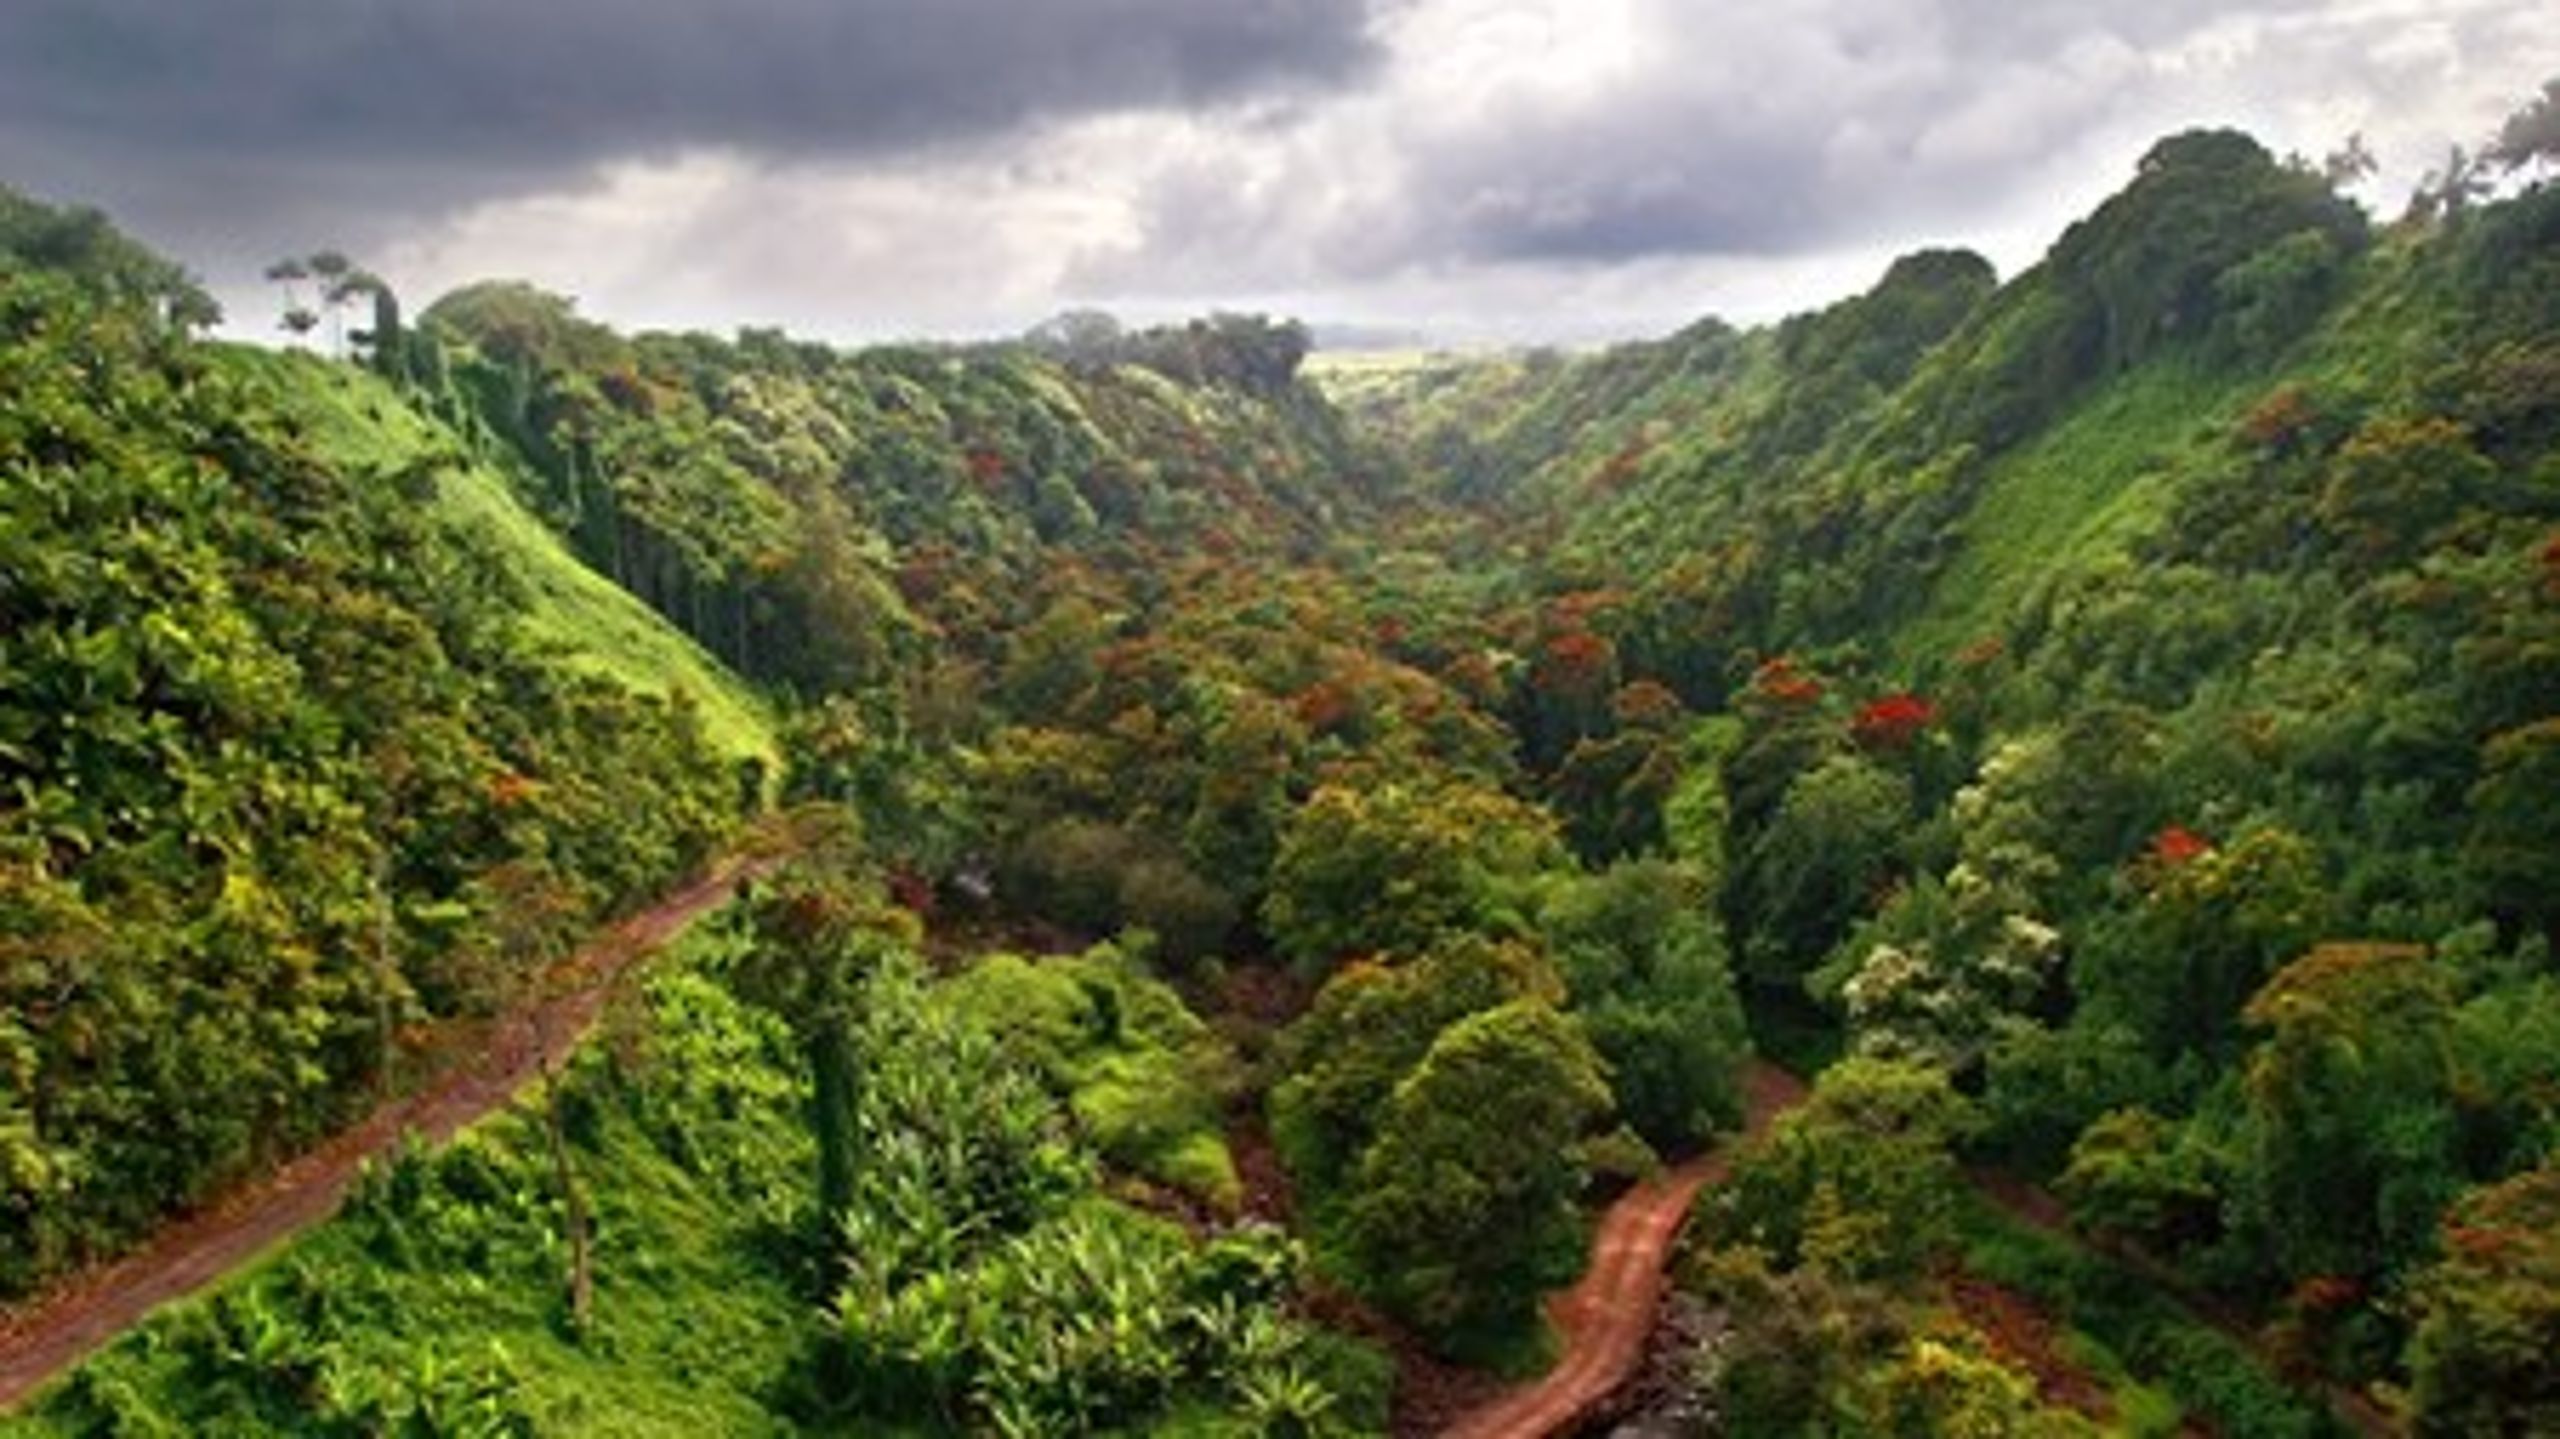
[{"left": 1815, "top": 738, "right": 2072, "bottom": 1068}]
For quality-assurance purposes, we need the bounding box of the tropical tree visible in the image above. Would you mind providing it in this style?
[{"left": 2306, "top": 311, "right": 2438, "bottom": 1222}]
[
  {"left": 2403, "top": 1160, "right": 2560, "bottom": 1435},
  {"left": 1734, "top": 752, "right": 1911, "bottom": 986},
  {"left": 1262, "top": 775, "right": 1566, "bottom": 972},
  {"left": 265, "top": 255, "right": 320, "bottom": 341},
  {"left": 2467, "top": 718, "right": 2560, "bottom": 945},
  {"left": 1269, "top": 935, "right": 1561, "bottom": 1198},
  {"left": 1340, "top": 1000, "right": 1611, "bottom": 1344},
  {"left": 2236, "top": 943, "right": 2463, "bottom": 1283},
  {"left": 1542, "top": 859, "right": 1750, "bottom": 1146},
  {"left": 1711, "top": 1057, "right": 1977, "bottom": 1280},
  {"left": 738, "top": 829, "right": 919, "bottom": 1239}
]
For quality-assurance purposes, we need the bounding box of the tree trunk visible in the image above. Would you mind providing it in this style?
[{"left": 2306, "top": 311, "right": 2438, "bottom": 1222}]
[
  {"left": 538, "top": 1058, "right": 595, "bottom": 1336},
  {"left": 811, "top": 1017, "right": 858, "bottom": 1241},
  {"left": 369, "top": 852, "right": 397, "bottom": 1094}
]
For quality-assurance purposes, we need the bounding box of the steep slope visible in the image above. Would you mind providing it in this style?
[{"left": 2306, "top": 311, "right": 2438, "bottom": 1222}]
[
  {"left": 0, "top": 190, "right": 770, "bottom": 1303},
  {"left": 216, "top": 348, "right": 778, "bottom": 770},
  {"left": 412, "top": 291, "right": 1376, "bottom": 701},
  {"left": 0, "top": 857, "right": 764, "bottom": 1413},
  {"left": 1, "top": 928, "right": 826, "bottom": 1437},
  {"left": 1335, "top": 130, "right": 2560, "bottom": 1423}
]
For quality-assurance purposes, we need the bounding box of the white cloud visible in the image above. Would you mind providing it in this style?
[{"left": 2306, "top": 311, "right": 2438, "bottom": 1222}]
[{"left": 196, "top": 0, "right": 2560, "bottom": 347}]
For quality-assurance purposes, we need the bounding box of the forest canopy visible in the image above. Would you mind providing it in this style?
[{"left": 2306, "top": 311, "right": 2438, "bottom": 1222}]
[{"left": 6, "top": 82, "right": 2560, "bottom": 1437}]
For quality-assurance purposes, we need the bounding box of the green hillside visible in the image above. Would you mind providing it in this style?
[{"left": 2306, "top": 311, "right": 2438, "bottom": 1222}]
[
  {"left": 216, "top": 347, "right": 779, "bottom": 769},
  {"left": 1, "top": 191, "right": 757, "bottom": 1302},
  {"left": 1893, "top": 354, "right": 2243, "bottom": 663},
  {"left": 9, "top": 102, "right": 2560, "bottom": 1438},
  {"left": 5, "top": 936, "right": 821, "bottom": 1439}
]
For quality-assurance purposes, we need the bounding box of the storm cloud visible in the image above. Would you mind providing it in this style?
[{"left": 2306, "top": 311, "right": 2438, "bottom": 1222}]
[
  {"left": 0, "top": 0, "right": 1385, "bottom": 251},
  {"left": 1, "top": 0, "right": 2550, "bottom": 344}
]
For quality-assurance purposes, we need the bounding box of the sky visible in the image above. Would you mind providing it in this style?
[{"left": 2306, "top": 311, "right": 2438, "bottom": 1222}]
[{"left": 1, "top": 0, "right": 2552, "bottom": 348}]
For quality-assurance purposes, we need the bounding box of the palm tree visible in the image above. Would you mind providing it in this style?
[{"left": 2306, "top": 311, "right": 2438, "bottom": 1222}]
[{"left": 264, "top": 256, "right": 319, "bottom": 345}]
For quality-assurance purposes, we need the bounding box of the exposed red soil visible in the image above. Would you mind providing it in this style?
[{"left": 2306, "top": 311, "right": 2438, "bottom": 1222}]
[
  {"left": 1227, "top": 1111, "right": 1298, "bottom": 1229},
  {"left": 1948, "top": 1273, "right": 2118, "bottom": 1423},
  {"left": 1294, "top": 1282, "right": 1510, "bottom": 1438},
  {"left": 0, "top": 854, "right": 775, "bottom": 1413},
  {"left": 1965, "top": 1168, "right": 2401, "bottom": 1438},
  {"left": 1437, "top": 1062, "right": 1809, "bottom": 1439}
]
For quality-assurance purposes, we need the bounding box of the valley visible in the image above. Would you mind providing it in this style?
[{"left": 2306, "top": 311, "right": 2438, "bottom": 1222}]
[{"left": 5, "top": 100, "right": 2560, "bottom": 1437}]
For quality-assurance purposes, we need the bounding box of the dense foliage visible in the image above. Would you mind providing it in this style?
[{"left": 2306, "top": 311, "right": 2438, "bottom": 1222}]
[
  {"left": 1336, "top": 112, "right": 2560, "bottom": 1430},
  {"left": 11, "top": 86, "right": 2560, "bottom": 1433},
  {"left": 10, "top": 907, "right": 1391, "bottom": 1438},
  {"left": 10, "top": 937, "right": 819, "bottom": 1437},
  {"left": 1, "top": 192, "right": 749, "bottom": 1298}
]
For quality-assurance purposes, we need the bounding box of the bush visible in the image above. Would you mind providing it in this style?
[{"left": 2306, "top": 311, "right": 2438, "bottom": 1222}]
[
  {"left": 1119, "top": 856, "right": 1241, "bottom": 969},
  {"left": 1709, "top": 1058, "right": 1976, "bottom": 1280},
  {"left": 2403, "top": 1163, "right": 2560, "bottom": 1435}
]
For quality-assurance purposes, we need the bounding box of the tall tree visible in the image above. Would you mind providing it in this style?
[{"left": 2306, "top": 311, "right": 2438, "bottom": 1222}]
[
  {"left": 2237, "top": 943, "right": 2462, "bottom": 1284},
  {"left": 739, "top": 824, "right": 917, "bottom": 1240},
  {"left": 2403, "top": 1160, "right": 2560, "bottom": 1434},
  {"left": 1342, "top": 1000, "right": 1610, "bottom": 1346},
  {"left": 264, "top": 255, "right": 318, "bottom": 342}
]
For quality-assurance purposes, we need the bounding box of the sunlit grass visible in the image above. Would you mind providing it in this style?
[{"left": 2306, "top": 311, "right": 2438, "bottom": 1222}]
[
  {"left": 1899, "top": 359, "right": 2250, "bottom": 666},
  {"left": 215, "top": 348, "right": 780, "bottom": 771}
]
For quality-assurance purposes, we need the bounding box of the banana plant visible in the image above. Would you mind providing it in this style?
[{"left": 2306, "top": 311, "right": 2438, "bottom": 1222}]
[{"left": 1237, "top": 1364, "right": 1339, "bottom": 1438}]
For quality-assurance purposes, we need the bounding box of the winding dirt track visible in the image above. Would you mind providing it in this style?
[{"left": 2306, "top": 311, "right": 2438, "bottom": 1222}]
[
  {"left": 0, "top": 856, "right": 771, "bottom": 1413},
  {"left": 1441, "top": 1062, "right": 1809, "bottom": 1439},
  {"left": 1439, "top": 1049, "right": 2401, "bottom": 1439},
  {"left": 1966, "top": 1168, "right": 2401, "bottom": 1439}
]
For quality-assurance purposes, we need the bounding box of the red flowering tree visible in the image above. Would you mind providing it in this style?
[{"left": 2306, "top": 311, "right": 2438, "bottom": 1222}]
[
  {"left": 2148, "top": 824, "right": 2214, "bottom": 867},
  {"left": 1851, "top": 692, "right": 1937, "bottom": 752},
  {"left": 2405, "top": 1161, "right": 2560, "bottom": 1435}
]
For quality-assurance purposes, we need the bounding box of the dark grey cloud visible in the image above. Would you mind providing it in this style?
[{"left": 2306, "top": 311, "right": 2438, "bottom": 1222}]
[
  {"left": 0, "top": 0, "right": 1385, "bottom": 259},
  {"left": 1416, "top": 105, "right": 1845, "bottom": 263},
  {"left": 5, "top": 0, "right": 2546, "bottom": 346}
]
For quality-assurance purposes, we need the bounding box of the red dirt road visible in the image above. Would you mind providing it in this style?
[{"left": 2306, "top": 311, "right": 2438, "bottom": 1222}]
[
  {"left": 1441, "top": 1062, "right": 1808, "bottom": 1439},
  {"left": 0, "top": 856, "right": 770, "bottom": 1413},
  {"left": 1439, "top": 1054, "right": 2399, "bottom": 1439}
]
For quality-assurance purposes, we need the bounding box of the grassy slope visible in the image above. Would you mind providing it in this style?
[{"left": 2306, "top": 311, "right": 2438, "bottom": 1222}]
[
  {"left": 1894, "top": 357, "right": 2253, "bottom": 665},
  {"left": 1304, "top": 349, "right": 1521, "bottom": 425},
  {"left": 1894, "top": 232, "right": 2449, "bottom": 670},
  {"left": 3, "top": 928, "right": 1356, "bottom": 1438},
  {"left": 1, "top": 932, "right": 822, "bottom": 1438},
  {"left": 219, "top": 348, "right": 780, "bottom": 770}
]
